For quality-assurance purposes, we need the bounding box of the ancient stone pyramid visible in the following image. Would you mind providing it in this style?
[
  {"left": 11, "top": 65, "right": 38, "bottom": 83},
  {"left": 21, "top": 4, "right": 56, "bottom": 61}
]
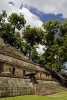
[{"left": 0, "top": 38, "right": 46, "bottom": 72}]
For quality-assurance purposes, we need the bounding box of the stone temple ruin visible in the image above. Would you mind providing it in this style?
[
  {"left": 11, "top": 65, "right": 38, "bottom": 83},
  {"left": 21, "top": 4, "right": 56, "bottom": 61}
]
[
  {"left": 0, "top": 38, "right": 66, "bottom": 97},
  {"left": 0, "top": 38, "right": 51, "bottom": 79}
]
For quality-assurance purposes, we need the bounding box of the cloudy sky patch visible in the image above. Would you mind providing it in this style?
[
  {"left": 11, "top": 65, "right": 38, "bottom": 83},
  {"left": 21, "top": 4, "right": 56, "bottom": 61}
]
[{"left": 0, "top": 0, "right": 67, "bottom": 27}]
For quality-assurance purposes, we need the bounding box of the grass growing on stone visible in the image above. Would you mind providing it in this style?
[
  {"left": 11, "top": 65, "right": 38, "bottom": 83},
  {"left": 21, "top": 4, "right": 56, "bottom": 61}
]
[{"left": 0, "top": 91, "right": 67, "bottom": 100}]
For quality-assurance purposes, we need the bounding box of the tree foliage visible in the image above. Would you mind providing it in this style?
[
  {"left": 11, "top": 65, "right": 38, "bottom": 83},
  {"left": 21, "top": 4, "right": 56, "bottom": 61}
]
[
  {"left": 8, "top": 13, "right": 26, "bottom": 30},
  {"left": 0, "top": 11, "right": 26, "bottom": 50},
  {"left": 23, "top": 25, "right": 44, "bottom": 59},
  {"left": 41, "top": 20, "right": 67, "bottom": 71}
]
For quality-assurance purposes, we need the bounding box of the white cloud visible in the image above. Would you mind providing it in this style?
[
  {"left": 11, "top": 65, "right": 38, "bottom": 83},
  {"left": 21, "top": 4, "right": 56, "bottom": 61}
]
[
  {"left": 21, "top": 7, "right": 42, "bottom": 27},
  {"left": 36, "top": 44, "right": 45, "bottom": 54},
  {"left": 0, "top": 0, "right": 42, "bottom": 27},
  {"left": 0, "top": 0, "right": 9, "bottom": 13},
  {"left": 8, "top": 6, "right": 43, "bottom": 27}
]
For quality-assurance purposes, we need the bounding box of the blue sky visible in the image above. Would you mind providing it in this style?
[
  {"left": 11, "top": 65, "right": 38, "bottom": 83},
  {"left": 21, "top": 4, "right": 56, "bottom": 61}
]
[
  {"left": 29, "top": 8, "right": 65, "bottom": 22},
  {"left": 9, "top": 1, "right": 66, "bottom": 23},
  {"left": 0, "top": 0, "right": 67, "bottom": 27},
  {"left": 19, "top": 3, "right": 65, "bottom": 22}
]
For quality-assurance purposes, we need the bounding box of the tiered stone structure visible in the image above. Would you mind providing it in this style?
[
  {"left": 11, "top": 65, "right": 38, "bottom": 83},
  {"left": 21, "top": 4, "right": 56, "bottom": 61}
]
[
  {"left": 0, "top": 38, "right": 51, "bottom": 79},
  {"left": 0, "top": 38, "right": 66, "bottom": 97}
]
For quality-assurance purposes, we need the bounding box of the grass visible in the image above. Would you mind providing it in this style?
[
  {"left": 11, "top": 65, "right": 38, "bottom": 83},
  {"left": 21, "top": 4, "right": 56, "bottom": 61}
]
[{"left": 0, "top": 91, "right": 67, "bottom": 100}]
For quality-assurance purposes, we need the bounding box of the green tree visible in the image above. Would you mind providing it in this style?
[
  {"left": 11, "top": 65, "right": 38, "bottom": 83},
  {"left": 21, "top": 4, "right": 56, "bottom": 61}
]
[
  {"left": 31, "top": 48, "right": 39, "bottom": 63},
  {"left": 0, "top": 11, "right": 26, "bottom": 51},
  {"left": 42, "top": 20, "right": 67, "bottom": 71},
  {"left": 23, "top": 25, "right": 44, "bottom": 59},
  {"left": 8, "top": 13, "right": 26, "bottom": 30},
  {"left": 42, "top": 20, "right": 60, "bottom": 46},
  {"left": 0, "top": 10, "right": 7, "bottom": 37}
]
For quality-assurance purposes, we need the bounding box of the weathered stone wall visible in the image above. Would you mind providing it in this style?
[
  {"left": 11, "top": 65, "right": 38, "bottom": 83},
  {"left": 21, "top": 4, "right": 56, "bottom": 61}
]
[
  {"left": 34, "top": 80, "right": 65, "bottom": 95},
  {"left": 0, "top": 77, "right": 34, "bottom": 97},
  {"left": 0, "top": 77, "right": 65, "bottom": 97},
  {"left": 0, "top": 38, "right": 35, "bottom": 65}
]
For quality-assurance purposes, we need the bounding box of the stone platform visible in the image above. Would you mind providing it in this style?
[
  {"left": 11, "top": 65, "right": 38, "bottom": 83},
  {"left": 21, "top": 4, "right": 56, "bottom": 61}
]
[{"left": 0, "top": 77, "right": 65, "bottom": 97}]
